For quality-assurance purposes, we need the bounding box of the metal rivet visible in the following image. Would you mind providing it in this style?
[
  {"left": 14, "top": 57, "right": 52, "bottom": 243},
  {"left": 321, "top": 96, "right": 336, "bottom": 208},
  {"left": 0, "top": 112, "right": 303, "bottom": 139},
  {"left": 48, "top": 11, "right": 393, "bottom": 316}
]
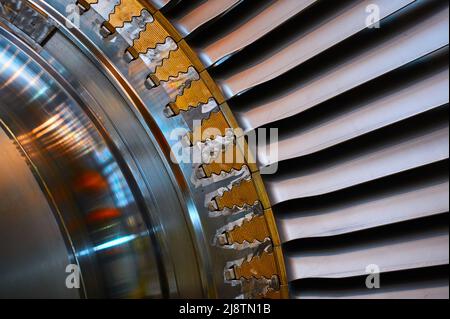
[
  {"left": 124, "top": 50, "right": 136, "bottom": 63},
  {"left": 145, "top": 76, "right": 155, "bottom": 89},
  {"left": 270, "top": 276, "right": 280, "bottom": 290},
  {"left": 181, "top": 134, "right": 193, "bottom": 147},
  {"left": 217, "top": 233, "right": 229, "bottom": 246},
  {"left": 196, "top": 166, "right": 206, "bottom": 179},
  {"left": 208, "top": 200, "right": 218, "bottom": 212},
  {"left": 76, "top": 2, "right": 88, "bottom": 14},
  {"left": 100, "top": 24, "right": 113, "bottom": 38},
  {"left": 163, "top": 106, "right": 175, "bottom": 118},
  {"left": 224, "top": 268, "right": 236, "bottom": 281}
]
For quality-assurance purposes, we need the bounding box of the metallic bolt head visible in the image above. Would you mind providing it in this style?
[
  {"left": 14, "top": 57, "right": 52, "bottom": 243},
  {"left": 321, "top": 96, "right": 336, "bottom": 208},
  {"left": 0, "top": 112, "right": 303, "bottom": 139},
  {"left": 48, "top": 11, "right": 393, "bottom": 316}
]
[
  {"left": 270, "top": 276, "right": 280, "bottom": 290},
  {"left": 100, "top": 24, "right": 113, "bottom": 38},
  {"left": 195, "top": 166, "right": 206, "bottom": 179},
  {"left": 224, "top": 268, "right": 236, "bottom": 281},
  {"left": 163, "top": 106, "right": 175, "bottom": 118},
  {"left": 217, "top": 233, "right": 229, "bottom": 246},
  {"left": 124, "top": 50, "right": 136, "bottom": 63},
  {"left": 181, "top": 134, "right": 193, "bottom": 147},
  {"left": 76, "top": 2, "right": 88, "bottom": 14},
  {"left": 208, "top": 200, "right": 218, "bottom": 212},
  {"left": 144, "top": 76, "right": 155, "bottom": 89}
]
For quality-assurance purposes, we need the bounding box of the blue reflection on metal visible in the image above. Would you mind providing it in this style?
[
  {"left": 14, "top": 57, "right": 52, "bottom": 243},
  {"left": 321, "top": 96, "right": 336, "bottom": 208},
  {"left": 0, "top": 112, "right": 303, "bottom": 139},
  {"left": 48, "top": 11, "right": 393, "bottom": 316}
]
[
  {"left": 104, "top": 162, "right": 133, "bottom": 207},
  {"left": 94, "top": 147, "right": 133, "bottom": 207},
  {"left": 93, "top": 234, "right": 138, "bottom": 252},
  {"left": 76, "top": 234, "right": 138, "bottom": 257},
  {"left": 30, "top": 85, "right": 49, "bottom": 103},
  {"left": 94, "top": 147, "right": 113, "bottom": 164}
]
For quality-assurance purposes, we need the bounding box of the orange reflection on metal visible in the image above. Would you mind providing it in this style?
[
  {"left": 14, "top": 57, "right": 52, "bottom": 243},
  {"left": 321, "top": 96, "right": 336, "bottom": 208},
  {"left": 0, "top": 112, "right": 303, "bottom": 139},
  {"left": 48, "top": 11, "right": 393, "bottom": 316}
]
[
  {"left": 74, "top": 170, "right": 108, "bottom": 193},
  {"left": 86, "top": 208, "right": 122, "bottom": 225}
]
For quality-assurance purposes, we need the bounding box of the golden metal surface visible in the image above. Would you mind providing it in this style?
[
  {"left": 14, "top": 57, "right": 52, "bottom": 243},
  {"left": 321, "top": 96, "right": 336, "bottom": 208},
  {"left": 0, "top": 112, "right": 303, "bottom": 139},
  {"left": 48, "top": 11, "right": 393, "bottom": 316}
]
[
  {"left": 234, "top": 250, "right": 278, "bottom": 279},
  {"left": 109, "top": 0, "right": 145, "bottom": 28},
  {"left": 130, "top": 19, "right": 169, "bottom": 54},
  {"left": 200, "top": 71, "right": 226, "bottom": 105},
  {"left": 154, "top": 48, "right": 192, "bottom": 82},
  {"left": 193, "top": 111, "right": 230, "bottom": 141},
  {"left": 170, "top": 79, "right": 213, "bottom": 114},
  {"left": 227, "top": 214, "right": 270, "bottom": 244},
  {"left": 214, "top": 178, "right": 259, "bottom": 210},
  {"left": 155, "top": 11, "right": 182, "bottom": 42},
  {"left": 202, "top": 160, "right": 244, "bottom": 178}
]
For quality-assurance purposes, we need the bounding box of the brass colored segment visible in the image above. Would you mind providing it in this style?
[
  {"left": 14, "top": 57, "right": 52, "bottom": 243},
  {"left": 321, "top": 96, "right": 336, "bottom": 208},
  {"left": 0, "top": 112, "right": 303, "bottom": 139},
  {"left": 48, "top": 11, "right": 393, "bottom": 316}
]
[
  {"left": 202, "top": 159, "right": 244, "bottom": 177},
  {"left": 154, "top": 11, "right": 182, "bottom": 42},
  {"left": 170, "top": 79, "right": 212, "bottom": 114},
  {"left": 154, "top": 48, "right": 192, "bottom": 82},
  {"left": 273, "top": 246, "right": 289, "bottom": 288},
  {"left": 252, "top": 173, "right": 271, "bottom": 209},
  {"left": 143, "top": 1, "right": 157, "bottom": 13},
  {"left": 264, "top": 209, "right": 281, "bottom": 247},
  {"left": 227, "top": 214, "right": 270, "bottom": 245},
  {"left": 179, "top": 41, "right": 205, "bottom": 73},
  {"left": 234, "top": 133, "right": 258, "bottom": 173},
  {"left": 200, "top": 71, "right": 225, "bottom": 105},
  {"left": 201, "top": 111, "right": 230, "bottom": 138},
  {"left": 220, "top": 103, "right": 242, "bottom": 136},
  {"left": 215, "top": 178, "right": 259, "bottom": 210},
  {"left": 109, "top": 0, "right": 145, "bottom": 28},
  {"left": 234, "top": 251, "right": 278, "bottom": 280},
  {"left": 190, "top": 111, "right": 230, "bottom": 144},
  {"left": 202, "top": 142, "right": 249, "bottom": 176},
  {"left": 131, "top": 19, "right": 169, "bottom": 54}
]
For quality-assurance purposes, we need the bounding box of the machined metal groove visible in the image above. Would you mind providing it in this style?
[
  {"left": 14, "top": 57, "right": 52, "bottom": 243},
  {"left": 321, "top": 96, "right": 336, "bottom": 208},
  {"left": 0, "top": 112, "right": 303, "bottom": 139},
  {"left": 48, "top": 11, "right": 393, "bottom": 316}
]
[
  {"left": 190, "top": 110, "right": 231, "bottom": 142},
  {"left": 90, "top": 0, "right": 119, "bottom": 21},
  {"left": 115, "top": 9, "right": 153, "bottom": 45},
  {"left": 201, "top": 160, "right": 245, "bottom": 180},
  {"left": 212, "top": 178, "right": 259, "bottom": 212}
]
